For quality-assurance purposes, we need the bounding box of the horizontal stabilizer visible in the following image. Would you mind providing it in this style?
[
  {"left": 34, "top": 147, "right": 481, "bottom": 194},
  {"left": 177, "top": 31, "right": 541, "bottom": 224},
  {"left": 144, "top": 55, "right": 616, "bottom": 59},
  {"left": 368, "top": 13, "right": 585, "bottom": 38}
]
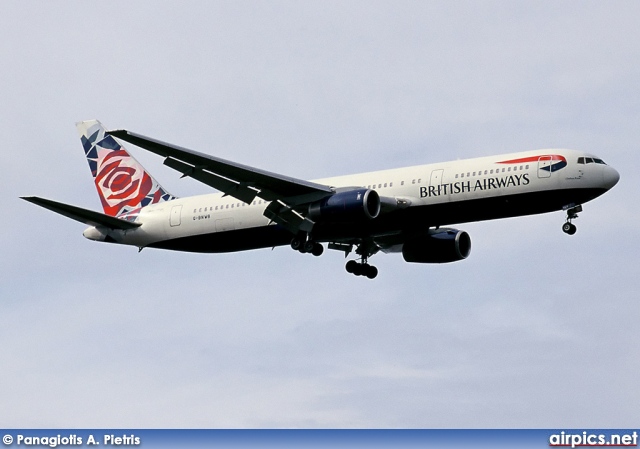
[{"left": 21, "top": 196, "right": 141, "bottom": 230}]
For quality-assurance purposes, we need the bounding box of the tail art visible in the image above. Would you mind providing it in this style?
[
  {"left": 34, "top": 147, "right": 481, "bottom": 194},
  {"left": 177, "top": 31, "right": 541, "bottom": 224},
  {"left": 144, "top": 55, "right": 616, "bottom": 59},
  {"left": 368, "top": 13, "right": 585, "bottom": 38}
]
[{"left": 76, "top": 120, "right": 176, "bottom": 218}]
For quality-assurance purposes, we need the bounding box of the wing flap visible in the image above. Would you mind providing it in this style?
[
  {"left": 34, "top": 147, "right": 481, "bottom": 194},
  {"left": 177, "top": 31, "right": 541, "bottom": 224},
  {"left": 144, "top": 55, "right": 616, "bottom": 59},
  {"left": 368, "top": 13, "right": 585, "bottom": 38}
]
[
  {"left": 264, "top": 200, "right": 315, "bottom": 234},
  {"left": 21, "top": 196, "right": 141, "bottom": 230},
  {"left": 163, "top": 157, "right": 260, "bottom": 204}
]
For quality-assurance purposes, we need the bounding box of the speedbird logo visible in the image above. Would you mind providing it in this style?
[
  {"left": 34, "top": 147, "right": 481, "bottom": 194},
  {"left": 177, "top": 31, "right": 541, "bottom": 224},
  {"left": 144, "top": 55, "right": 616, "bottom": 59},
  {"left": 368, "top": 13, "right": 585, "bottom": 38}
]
[{"left": 498, "top": 154, "right": 567, "bottom": 172}]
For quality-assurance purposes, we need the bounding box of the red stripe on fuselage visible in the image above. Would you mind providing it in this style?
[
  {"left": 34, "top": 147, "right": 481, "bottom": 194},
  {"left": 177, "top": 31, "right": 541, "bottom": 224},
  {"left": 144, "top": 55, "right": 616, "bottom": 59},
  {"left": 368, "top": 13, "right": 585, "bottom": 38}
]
[{"left": 497, "top": 155, "right": 566, "bottom": 164}]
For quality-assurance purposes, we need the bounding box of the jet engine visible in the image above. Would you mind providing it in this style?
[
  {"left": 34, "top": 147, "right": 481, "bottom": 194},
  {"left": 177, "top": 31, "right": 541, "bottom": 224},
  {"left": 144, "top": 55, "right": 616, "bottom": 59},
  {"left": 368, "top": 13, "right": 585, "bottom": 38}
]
[
  {"left": 308, "top": 188, "right": 381, "bottom": 222},
  {"left": 402, "top": 229, "right": 471, "bottom": 263}
]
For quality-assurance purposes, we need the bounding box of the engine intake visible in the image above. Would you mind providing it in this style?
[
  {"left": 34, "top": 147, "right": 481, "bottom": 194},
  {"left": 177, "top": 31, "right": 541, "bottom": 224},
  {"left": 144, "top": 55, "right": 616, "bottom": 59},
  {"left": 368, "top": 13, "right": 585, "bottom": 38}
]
[
  {"left": 402, "top": 229, "right": 471, "bottom": 263},
  {"left": 308, "top": 188, "right": 380, "bottom": 222}
]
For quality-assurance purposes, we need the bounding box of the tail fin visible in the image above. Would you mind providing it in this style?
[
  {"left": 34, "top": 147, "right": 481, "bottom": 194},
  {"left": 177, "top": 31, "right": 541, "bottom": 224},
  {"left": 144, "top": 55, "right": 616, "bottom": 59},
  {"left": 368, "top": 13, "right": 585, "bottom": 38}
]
[{"left": 76, "top": 120, "right": 176, "bottom": 217}]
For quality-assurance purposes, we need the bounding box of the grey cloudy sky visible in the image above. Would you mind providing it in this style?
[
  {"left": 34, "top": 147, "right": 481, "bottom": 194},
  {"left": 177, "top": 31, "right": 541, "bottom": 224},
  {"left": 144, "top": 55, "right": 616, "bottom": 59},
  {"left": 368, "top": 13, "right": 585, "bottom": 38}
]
[{"left": 1, "top": 1, "right": 639, "bottom": 427}]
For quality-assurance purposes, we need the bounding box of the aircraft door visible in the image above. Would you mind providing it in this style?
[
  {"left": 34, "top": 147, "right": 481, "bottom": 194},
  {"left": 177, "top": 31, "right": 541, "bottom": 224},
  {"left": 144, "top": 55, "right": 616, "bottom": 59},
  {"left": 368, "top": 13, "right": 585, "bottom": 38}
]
[
  {"left": 430, "top": 169, "right": 444, "bottom": 186},
  {"left": 170, "top": 205, "right": 182, "bottom": 227},
  {"left": 538, "top": 156, "right": 552, "bottom": 178},
  {"left": 429, "top": 169, "right": 447, "bottom": 199}
]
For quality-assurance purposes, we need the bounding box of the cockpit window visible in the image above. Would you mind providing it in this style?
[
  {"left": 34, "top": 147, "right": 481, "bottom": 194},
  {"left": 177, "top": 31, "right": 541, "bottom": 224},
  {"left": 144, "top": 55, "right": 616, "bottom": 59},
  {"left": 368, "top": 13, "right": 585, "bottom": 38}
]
[
  {"left": 578, "top": 156, "right": 607, "bottom": 165},
  {"left": 578, "top": 157, "right": 607, "bottom": 165}
]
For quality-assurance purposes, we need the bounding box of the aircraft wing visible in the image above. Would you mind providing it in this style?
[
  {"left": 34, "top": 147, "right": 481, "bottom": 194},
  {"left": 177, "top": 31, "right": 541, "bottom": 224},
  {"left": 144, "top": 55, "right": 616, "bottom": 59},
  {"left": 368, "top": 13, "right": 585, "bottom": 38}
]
[
  {"left": 107, "top": 129, "right": 334, "bottom": 206},
  {"left": 21, "top": 196, "right": 141, "bottom": 230}
]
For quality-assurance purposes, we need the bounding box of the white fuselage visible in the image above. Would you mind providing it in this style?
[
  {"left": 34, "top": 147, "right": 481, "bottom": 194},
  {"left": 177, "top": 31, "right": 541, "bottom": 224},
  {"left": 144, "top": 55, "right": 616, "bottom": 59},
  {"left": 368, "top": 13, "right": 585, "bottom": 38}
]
[{"left": 84, "top": 149, "right": 619, "bottom": 252}]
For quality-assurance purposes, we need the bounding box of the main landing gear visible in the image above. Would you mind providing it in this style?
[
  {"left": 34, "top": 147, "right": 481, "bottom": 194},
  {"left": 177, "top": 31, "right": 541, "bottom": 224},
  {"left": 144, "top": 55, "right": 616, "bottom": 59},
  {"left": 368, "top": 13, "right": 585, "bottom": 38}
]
[
  {"left": 562, "top": 204, "right": 582, "bottom": 235},
  {"left": 345, "top": 259, "right": 378, "bottom": 279},
  {"left": 291, "top": 235, "right": 324, "bottom": 256},
  {"left": 291, "top": 233, "right": 379, "bottom": 279},
  {"left": 345, "top": 241, "right": 378, "bottom": 279}
]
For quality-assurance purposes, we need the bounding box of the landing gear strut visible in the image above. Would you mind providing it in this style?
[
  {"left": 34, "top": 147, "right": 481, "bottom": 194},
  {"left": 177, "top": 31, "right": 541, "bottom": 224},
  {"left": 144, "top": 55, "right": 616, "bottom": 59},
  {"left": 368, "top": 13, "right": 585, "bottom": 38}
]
[{"left": 562, "top": 205, "right": 582, "bottom": 235}]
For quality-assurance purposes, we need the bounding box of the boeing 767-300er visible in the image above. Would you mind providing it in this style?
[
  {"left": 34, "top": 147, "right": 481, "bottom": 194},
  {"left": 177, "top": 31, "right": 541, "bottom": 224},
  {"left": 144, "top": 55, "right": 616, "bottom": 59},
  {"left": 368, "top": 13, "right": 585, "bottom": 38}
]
[{"left": 23, "top": 120, "right": 619, "bottom": 279}]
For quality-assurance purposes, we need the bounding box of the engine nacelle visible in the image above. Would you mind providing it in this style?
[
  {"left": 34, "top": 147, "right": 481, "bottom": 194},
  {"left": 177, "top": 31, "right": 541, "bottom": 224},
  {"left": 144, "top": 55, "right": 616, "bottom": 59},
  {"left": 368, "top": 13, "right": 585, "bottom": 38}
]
[
  {"left": 308, "top": 188, "right": 380, "bottom": 222},
  {"left": 402, "top": 229, "right": 471, "bottom": 263}
]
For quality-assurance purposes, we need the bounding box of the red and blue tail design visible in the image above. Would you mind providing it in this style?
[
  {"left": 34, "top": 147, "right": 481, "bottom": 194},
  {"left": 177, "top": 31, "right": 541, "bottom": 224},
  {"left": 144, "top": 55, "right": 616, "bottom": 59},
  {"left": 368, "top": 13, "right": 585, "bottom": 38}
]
[{"left": 77, "top": 120, "right": 176, "bottom": 218}]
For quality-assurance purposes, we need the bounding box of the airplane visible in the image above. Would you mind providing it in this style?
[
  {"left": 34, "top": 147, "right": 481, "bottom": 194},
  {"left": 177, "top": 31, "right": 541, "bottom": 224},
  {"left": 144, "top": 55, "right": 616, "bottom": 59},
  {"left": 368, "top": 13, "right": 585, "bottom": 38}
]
[{"left": 22, "top": 120, "right": 620, "bottom": 279}]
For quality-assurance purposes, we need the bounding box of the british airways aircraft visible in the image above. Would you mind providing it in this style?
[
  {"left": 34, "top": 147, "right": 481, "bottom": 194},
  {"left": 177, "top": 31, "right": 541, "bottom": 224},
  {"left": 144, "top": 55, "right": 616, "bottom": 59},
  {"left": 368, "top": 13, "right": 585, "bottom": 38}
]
[{"left": 23, "top": 120, "right": 619, "bottom": 279}]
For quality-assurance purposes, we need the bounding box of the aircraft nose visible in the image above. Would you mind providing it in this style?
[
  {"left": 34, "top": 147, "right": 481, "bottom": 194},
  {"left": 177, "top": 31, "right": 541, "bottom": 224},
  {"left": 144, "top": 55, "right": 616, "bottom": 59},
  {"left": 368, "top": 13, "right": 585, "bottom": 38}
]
[{"left": 603, "top": 165, "right": 620, "bottom": 189}]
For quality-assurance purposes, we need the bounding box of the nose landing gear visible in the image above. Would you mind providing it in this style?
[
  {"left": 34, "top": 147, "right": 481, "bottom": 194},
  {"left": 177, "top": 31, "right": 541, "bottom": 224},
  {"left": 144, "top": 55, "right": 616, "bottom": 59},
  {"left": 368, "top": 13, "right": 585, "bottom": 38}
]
[{"left": 562, "top": 204, "right": 582, "bottom": 235}]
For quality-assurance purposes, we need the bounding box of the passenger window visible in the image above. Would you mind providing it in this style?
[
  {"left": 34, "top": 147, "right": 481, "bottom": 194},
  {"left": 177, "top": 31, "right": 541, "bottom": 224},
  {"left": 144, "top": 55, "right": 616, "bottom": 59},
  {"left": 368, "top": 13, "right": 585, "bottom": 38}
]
[
  {"left": 484, "top": 170, "right": 488, "bottom": 175},
  {"left": 401, "top": 181, "right": 404, "bottom": 186},
  {"left": 384, "top": 183, "right": 387, "bottom": 188},
  {"left": 490, "top": 169, "right": 493, "bottom": 174},
  {"left": 472, "top": 172, "right": 476, "bottom": 176},
  {"left": 389, "top": 182, "right": 393, "bottom": 187}
]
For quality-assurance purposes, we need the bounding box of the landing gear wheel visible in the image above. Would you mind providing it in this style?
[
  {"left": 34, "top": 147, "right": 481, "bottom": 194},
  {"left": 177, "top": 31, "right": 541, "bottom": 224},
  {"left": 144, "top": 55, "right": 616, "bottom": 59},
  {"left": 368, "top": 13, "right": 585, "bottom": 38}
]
[
  {"left": 290, "top": 237, "right": 302, "bottom": 251},
  {"left": 346, "top": 260, "right": 358, "bottom": 274},
  {"left": 303, "top": 240, "right": 314, "bottom": 253},
  {"left": 365, "top": 265, "right": 378, "bottom": 279},
  {"left": 562, "top": 222, "right": 577, "bottom": 235},
  {"left": 311, "top": 243, "right": 324, "bottom": 257}
]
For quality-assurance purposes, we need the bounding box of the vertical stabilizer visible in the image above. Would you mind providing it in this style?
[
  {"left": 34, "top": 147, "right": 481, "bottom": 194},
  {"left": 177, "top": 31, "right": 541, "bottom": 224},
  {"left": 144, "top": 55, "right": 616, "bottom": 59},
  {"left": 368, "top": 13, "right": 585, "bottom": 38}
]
[{"left": 77, "top": 120, "right": 176, "bottom": 218}]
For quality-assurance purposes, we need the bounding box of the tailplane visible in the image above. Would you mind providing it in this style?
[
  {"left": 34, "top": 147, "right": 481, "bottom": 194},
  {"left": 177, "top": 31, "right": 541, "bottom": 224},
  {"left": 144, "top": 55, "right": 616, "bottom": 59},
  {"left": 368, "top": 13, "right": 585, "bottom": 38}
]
[{"left": 77, "top": 120, "right": 176, "bottom": 218}]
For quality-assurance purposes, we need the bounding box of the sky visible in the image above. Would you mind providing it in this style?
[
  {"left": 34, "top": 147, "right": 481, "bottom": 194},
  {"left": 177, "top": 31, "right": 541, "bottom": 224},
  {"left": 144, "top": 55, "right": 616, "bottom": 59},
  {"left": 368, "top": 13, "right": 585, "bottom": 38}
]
[{"left": 1, "top": 1, "right": 639, "bottom": 428}]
